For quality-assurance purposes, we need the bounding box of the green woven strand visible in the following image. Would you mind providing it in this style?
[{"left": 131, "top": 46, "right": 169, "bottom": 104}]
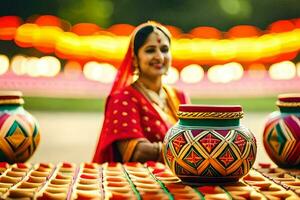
[
  {"left": 220, "top": 186, "right": 233, "bottom": 200},
  {"left": 192, "top": 187, "right": 205, "bottom": 200},
  {"left": 121, "top": 166, "right": 142, "bottom": 200},
  {"left": 146, "top": 167, "right": 174, "bottom": 200}
]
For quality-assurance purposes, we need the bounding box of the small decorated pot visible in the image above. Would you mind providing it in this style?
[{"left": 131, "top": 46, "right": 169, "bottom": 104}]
[
  {"left": 0, "top": 91, "right": 40, "bottom": 163},
  {"left": 263, "top": 93, "right": 300, "bottom": 168},
  {"left": 162, "top": 104, "right": 257, "bottom": 184}
]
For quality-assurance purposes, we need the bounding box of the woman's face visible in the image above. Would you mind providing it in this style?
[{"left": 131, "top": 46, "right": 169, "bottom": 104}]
[{"left": 135, "top": 30, "right": 171, "bottom": 79}]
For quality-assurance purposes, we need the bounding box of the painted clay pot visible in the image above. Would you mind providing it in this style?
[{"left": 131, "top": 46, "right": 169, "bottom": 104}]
[
  {"left": 263, "top": 93, "right": 300, "bottom": 168},
  {"left": 162, "top": 104, "right": 257, "bottom": 184},
  {"left": 0, "top": 91, "right": 40, "bottom": 163}
]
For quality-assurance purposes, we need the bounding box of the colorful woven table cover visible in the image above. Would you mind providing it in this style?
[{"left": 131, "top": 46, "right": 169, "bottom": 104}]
[{"left": 0, "top": 162, "right": 299, "bottom": 199}]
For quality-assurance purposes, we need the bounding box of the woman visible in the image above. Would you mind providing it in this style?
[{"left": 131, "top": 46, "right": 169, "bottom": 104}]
[{"left": 93, "top": 21, "right": 189, "bottom": 163}]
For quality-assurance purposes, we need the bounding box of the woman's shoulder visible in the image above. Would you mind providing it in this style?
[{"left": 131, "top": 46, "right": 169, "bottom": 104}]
[
  {"left": 109, "top": 85, "right": 139, "bottom": 100},
  {"left": 163, "top": 84, "right": 185, "bottom": 96},
  {"left": 163, "top": 84, "right": 189, "bottom": 104}
]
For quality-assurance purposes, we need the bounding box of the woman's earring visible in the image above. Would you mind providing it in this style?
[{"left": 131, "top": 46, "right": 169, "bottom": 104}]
[
  {"left": 163, "top": 68, "right": 169, "bottom": 75},
  {"left": 133, "top": 64, "right": 139, "bottom": 81},
  {"left": 133, "top": 62, "right": 139, "bottom": 75}
]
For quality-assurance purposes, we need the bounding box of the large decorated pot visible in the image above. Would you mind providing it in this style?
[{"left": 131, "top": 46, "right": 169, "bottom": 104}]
[
  {"left": 263, "top": 93, "right": 300, "bottom": 168},
  {"left": 162, "top": 104, "right": 257, "bottom": 184},
  {"left": 0, "top": 91, "right": 40, "bottom": 163}
]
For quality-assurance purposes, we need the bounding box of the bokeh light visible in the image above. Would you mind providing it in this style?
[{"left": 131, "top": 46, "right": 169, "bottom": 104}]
[
  {"left": 208, "top": 62, "right": 244, "bottom": 83},
  {"left": 25, "top": 57, "right": 40, "bottom": 77},
  {"left": 163, "top": 67, "right": 179, "bottom": 84},
  {"left": 180, "top": 64, "right": 204, "bottom": 83},
  {"left": 247, "top": 63, "right": 266, "bottom": 79},
  {"left": 219, "top": 0, "right": 252, "bottom": 18},
  {"left": 83, "top": 62, "right": 116, "bottom": 83},
  {"left": 223, "top": 62, "right": 244, "bottom": 81},
  {"left": 11, "top": 55, "right": 27, "bottom": 75},
  {"left": 36, "top": 56, "right": 61, "bottom": 77},
  {"left": 11, "top": 55, "right": 61, "bottom": 77},
  {"left": 0, "top": 54, "right": 9, "bottom": 75},
  {"left": 269, "top": 61, "right": 296, "bottom": 80},
  {"left": 64, "top": 61, "right": 82, "bottom": 79}
]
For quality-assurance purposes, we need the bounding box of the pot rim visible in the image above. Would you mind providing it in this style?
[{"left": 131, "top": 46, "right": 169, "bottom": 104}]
[
  {"left": 0, "top": 91, "right": 24, "bottom": 105},
  {"left": 277, "top": 93, "right": 300, "bottom": 107},
  {"left": 178, "top": 104, "right": 243, "bottom": 120},
  {"left": 179, "top": 104, "right": 242, "bottom": 112},
  {"left": 0, "top": 91, "right": 22, "bottom": 97}
]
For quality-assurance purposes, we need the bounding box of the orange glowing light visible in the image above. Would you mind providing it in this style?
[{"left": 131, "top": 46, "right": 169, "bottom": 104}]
[
  {"left": 190, "top": 27, "right": 222, "bottom": 39},
  {"left": 226, "top": 25, "right": 261, "bottom": 38},
  {"left": 71, "top": 23, "right": 101, "bottom": 36},
  {"left": 35, "top": 15, "right": 62, "bottom": 27},
  {"left": 0, "top": 16, "right": 23, "bottom": 40},
  {"left": 107, "top": 24, "right": 135, "bottom": 36},
  {"left": 268, "top": 20, "right": 295, "bottom": 33}
]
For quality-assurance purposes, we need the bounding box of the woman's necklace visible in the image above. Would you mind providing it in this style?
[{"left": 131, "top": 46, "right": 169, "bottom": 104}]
[{"left": 135, "top": 81, "right": 167, "bottom": 111}]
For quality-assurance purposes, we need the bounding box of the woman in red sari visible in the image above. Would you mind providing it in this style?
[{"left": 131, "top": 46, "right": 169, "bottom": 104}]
[{"left": 93, "top": 22, "right": 189, "bottom": 163}]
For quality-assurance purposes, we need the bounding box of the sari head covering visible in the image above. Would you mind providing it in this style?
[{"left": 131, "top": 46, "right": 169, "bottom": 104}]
[{"left": 109, "top": 21, "right": 171, "bottom": 96}]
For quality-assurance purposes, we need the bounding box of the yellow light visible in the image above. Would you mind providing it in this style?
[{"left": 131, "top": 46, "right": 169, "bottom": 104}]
[
  {"left": 269, "top": 61, "right": 296, "bottom": 80},
  {"left": 234, "top": 38, "right": 261, "bottom": 61},
  {"left": 180, "top": 64, "right": 204, "bottom": 83},
  {"left": 277, "top": 30, "right": 300, "bottom": 53},
  {"left": 15, "top": 24, "right": 39, "bottom": 47},
  {"left": 162, "top": 67, "right": 179, "bottom": 84},
  {"left": 189, "top": 39, "right": 215, "bottom": 60},
  {"left": 257, "top": 34, "right": 281, "bottom": 58},
  {"left": 11, "top": 55, "right": 27, "bottom": 75},
  {"left": 33, "top": 26, "right": 63, "bottom": 53},
  {"left": 211, "top": 39, "right": 236, "bottom": 61},
  {"left": 0, "top": 55, "right": 9, "bottom": 75},
  {"left": 171, "top": 38, "right": 218, "bottom": 60},
  {"left": 90, "top": 35, "right": 126, "bottom": 60},
  {"left": 56, "top": 32, "right": 82, "bottom": 59}
]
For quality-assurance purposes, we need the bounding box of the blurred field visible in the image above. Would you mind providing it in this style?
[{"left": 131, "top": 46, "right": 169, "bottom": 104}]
[
  {"left": 28, "top": 111, "right": 274, "bottom": 167},
  {"left": 23, "top": 96, "right": 278, "bottom": 112}
]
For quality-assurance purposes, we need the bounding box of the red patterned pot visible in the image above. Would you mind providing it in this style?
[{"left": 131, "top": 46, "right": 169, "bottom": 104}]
[
  {"left": 162, "top": 104, "right": 257, "bottom": 184},
  {"left": 0, "top": 91, "right": 40, "bottom": 163},
  {"left": 263, "top": 94, "right": 300, "bottom": 168}
]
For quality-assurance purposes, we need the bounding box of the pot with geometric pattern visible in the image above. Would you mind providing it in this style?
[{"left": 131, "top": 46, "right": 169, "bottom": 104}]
[
  {"left": 0, "top": 91, "right": 40, "bottom": 163},
  {"left": 162, "top": 104, "right": 257, "bottom": 184},
  {"left": 263, "top": 93, "right": 300, "bottom": 168}
]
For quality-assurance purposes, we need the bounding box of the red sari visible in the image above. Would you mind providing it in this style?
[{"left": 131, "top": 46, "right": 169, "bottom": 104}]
[
  {"left": 92, "top": 84, "right": 188, "bottom": 163},
  {"left": 92, "top": 21, "right": 188, "bottom": 163}
]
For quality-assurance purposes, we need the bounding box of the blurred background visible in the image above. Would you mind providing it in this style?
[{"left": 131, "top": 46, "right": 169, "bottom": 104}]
[{"left": 0, "top": 0, "right": 299, "bottom": 164}]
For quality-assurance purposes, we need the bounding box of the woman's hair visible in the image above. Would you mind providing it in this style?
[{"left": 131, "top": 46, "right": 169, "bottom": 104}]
[{"left": 133, "top": 25, "right": 171, "bottom": 56}]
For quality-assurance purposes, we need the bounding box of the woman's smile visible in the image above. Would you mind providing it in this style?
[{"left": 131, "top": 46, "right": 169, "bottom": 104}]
[{"left": 136, "top": 31, "right": 171, "bottom": 79}]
